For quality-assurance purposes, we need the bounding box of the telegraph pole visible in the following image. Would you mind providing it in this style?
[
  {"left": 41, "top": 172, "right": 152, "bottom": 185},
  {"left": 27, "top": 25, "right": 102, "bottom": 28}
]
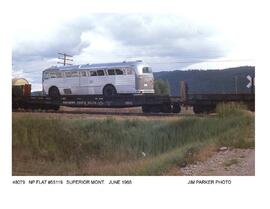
[{"left": 57, "top": 53, "right": 73, "bottom": 66}]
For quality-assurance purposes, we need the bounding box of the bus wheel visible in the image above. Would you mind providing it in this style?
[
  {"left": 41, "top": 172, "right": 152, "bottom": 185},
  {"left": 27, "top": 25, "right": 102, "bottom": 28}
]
[
  {"left": 103, "top": 85, "right": 117, "bottom": 97},
  {"left": 49, "top": 86, "right": 60, "bottom": 98},
  {"left": 193, "top": 105, "right": 203, "bottom": 114}
]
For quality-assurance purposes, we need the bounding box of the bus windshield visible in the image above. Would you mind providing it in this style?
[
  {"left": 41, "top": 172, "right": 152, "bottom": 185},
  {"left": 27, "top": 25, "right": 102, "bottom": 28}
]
[{"left": 142, "top": 67, "right": 152, "bottom": 73}]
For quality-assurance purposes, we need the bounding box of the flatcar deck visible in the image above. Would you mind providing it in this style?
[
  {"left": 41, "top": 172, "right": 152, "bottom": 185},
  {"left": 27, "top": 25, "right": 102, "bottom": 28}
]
[{"left": 12, "top": 92, "right": 254, "bottom": 114}]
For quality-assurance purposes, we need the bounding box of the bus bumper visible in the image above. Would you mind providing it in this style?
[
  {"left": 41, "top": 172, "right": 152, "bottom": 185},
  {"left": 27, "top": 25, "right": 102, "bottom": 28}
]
[{"left": 136, "top": 89, "right": 155, "bottom": 94}]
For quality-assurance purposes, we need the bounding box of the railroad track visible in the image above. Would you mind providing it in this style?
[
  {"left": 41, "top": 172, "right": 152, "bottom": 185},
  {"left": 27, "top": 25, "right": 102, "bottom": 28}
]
[
  {"left": 12, "top": 109, "right": 216, "bottom": 118},
  {"left": 13, "top": 109, "right": 181, "bottom": 117}
]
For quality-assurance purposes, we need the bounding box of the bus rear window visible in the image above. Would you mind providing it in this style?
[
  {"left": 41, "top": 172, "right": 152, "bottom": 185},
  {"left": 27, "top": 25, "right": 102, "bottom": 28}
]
[
  {"left": 43, "top": 72, "right": 49, "bottom": 80},
  {"left": 142, "top": 67, "right": 152, "bottom": 73}
]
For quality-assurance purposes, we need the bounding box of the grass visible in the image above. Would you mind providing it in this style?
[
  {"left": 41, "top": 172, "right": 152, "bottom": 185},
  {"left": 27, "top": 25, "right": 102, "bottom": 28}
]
[
  {"left": 216, "top": 102, "right": 248, "bottom": 117},
  {"left": 12, "top": 104, "right": 254, "bottom": 175}
]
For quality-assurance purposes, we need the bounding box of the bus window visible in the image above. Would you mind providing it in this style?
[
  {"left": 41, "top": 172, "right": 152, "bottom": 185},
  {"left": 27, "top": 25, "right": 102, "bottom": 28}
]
[
  {"left": 56, "top": 72, "right": 62, "bottom": 78},
  {"left": 80, "top": 71, "right": 87, "bottom": 77},
  {"left": 107, "top": 69, "right": 115, "bottom": 75},
  {"left": 43, "top": 72, "right": 49, "bottom": 80},
  {"left": 97, "top": 70, "right": 105, "bottom": 76},
  {"left": 90, "top": 71, "right": 97, "bottom": 76},
  {"left": 71, "top": 71, "right": 79, "bottom": 77},
  {"left": 125, "top": 68, "right": 133, "bottom": 75},
  {"left": 115, "top": 69, "right": 124, "bottom": 75},
  {"left": 65, "top": 71, "right": 72, "bottom": 77},
  {"left": 50, "top": 73, "right": 57, "bottom": 78},
  {"left": 143, "top": 67, "right": 152, "bottom": 73}
]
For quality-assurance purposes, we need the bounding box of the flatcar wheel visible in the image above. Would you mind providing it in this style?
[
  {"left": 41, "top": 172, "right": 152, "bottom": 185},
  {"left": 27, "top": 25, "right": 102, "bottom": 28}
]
[
  {"left": 162, "top": 104, "right": 172, "bottom": 113},
  {"left": 172, "top": 103, "right": 181, "bottom": 113},
  {"left": 142, "top": 105, "right": 150, "bottom": 113},
  {"left": 193, "top": 105, "right": 203, "bottom": 114},
  {"left": 150, "top": 105, "right": 162, "bottom": 113},
  {"left": 206, "top": 105, "right": 216, "bottom": 113},
  {"left": 193, "top": 105, "right": 200, "bottom": 114},
  {"left": 52, "top": 105, "right": 60, "bottom": 111}
]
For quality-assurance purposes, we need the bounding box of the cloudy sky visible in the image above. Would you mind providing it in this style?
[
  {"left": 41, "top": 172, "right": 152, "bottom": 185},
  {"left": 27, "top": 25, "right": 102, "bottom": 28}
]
[{"left": 11, "top": 0, "right": 256, "bottom": 90}]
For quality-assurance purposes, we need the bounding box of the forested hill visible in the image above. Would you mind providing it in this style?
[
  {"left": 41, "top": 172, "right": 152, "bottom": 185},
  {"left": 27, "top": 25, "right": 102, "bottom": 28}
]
[{"left": 153, "top": 66, "right": 255, "bottom": 96}]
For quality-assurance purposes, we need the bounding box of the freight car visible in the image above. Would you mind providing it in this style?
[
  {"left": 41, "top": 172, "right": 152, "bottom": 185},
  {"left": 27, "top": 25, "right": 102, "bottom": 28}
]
[
  {"left": 186, "top": 93, "right": 255, "bottom": 113},
  {"left": 12, "top": 78, "right": 31, "bottom": 97}
]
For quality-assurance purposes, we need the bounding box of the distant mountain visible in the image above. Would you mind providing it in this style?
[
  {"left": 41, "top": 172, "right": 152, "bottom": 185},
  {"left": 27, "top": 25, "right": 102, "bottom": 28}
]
[{"left": 154, "top": 66, "right": 255, "bottom": 96}]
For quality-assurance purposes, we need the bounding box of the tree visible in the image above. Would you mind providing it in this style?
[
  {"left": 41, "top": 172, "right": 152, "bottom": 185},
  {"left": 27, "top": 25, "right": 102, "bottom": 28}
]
[{"left": 154, "top": 79, "right": 170, "bottom": 95}]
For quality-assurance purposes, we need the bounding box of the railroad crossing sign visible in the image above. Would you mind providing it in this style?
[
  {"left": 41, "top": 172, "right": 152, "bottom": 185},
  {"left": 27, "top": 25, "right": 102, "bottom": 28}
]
[{"left": 246, "top": 75, "right": 253, "bottom": 88}]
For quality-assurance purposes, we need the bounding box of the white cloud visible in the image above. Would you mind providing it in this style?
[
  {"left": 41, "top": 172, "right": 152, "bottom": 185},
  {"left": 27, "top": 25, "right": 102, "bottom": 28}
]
[
  {"left": 13, "top": 14, "right": 226, "bottom": 67},
  {"left": 11, "top": 0, "right": 257, "bottom": 90}
]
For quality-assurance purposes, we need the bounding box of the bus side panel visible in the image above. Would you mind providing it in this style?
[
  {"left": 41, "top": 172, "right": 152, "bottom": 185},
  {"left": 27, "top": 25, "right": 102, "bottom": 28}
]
[
  {"left": 79, "top": 72, "right": 90, "bottom": 94},
  {"left": 115, "top": 75, "right": 136, "bottom": 94},
  {"left": 43, "top": 78, "right": 64, "bottom": 95},
  {"left": 64, "top": 77, "right": 80, "bottom": 94},
  {"left": 91, "top": 75, "right": 115, "bottom": 95}
]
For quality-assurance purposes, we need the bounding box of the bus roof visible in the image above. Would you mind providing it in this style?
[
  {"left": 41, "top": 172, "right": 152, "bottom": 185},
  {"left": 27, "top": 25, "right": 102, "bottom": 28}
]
[{"left": 43, "top": 61, "right": 146, "bottom": 72}]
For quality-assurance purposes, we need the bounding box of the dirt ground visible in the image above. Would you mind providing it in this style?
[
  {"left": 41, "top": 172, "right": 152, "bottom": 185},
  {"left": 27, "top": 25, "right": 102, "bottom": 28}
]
[{"left": 179, "top": 148, "right": 255, "bottom": 176}]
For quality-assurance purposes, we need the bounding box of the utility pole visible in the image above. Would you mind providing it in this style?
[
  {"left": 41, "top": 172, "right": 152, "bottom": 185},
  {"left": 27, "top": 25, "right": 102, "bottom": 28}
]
[{"left": 57, "top": 53, "right": 73, "bottom": 66}]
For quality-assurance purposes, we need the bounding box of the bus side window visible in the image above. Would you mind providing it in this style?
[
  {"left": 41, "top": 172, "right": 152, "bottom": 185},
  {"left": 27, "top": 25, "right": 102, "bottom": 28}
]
[
  {"left": 115, "top": 69, "right": 124, "bottom": 75},
  {"left": 90, "top": 71, "right": 97, "bottom": 76},
  {"left": 71, "top": 71, "right": 79, "bottom": 77},
  {"left": 56, "top": 72, "right": 62, "bottom": 78},
  {"left": 80, "top": 71, "right": 87, "bottom": 77},
  {"left": 50, "top": 73, "right": 57, "bottom": 78},
  {"left": 107, "top": 69, "right": 115, "bottom": 75},
  {"left": 97, "top": 70, "right": 105, "bottom": 76},
  {"left": 65, "top": 72, "right": 72, "bottom": 77}
]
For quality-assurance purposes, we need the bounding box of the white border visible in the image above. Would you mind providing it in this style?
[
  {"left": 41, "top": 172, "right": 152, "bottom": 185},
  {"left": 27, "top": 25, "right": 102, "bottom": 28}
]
[{"left": 1, "top": 0, "right": 269, "bottom": 208}]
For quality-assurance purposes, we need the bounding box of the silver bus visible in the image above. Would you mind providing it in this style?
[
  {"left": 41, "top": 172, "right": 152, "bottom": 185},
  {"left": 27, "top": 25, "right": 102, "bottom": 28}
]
[{"left": 42, "top": 61, "right": 155, "bottom": 97}]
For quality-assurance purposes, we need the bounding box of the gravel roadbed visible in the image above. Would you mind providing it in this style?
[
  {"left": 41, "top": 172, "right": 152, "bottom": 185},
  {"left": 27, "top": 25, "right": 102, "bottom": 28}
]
[{"left": 181, "top": 148, "right": 255, "bottom": 176}]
